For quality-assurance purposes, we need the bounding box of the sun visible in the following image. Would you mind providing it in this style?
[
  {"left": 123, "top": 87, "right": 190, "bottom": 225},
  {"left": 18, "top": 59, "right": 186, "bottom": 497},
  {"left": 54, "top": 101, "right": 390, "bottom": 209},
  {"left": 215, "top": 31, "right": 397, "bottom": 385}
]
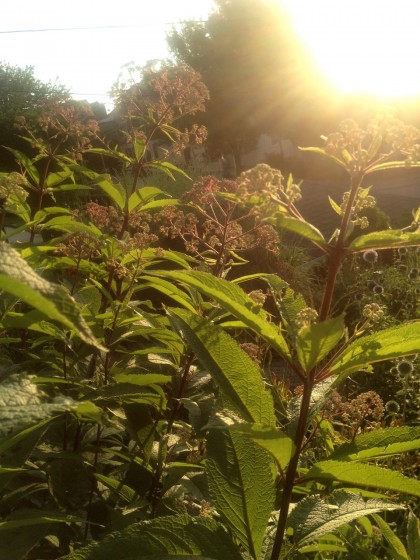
[{"left": 281, "top": 0, "right": 420, "bottom": 99}]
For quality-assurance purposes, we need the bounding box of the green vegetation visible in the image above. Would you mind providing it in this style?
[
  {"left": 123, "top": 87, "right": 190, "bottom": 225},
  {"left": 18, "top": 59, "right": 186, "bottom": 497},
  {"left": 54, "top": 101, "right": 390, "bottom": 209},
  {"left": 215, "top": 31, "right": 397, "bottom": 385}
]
[{"left": 0, "top": 59, "right": 419, "bottom": 560}]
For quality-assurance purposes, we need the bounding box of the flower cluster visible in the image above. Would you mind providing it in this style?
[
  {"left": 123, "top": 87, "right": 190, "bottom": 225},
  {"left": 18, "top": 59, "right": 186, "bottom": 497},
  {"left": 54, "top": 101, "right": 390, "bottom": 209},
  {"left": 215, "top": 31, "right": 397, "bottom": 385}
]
[
  {"left": 362, "top": 302, "right": 386, "bottom": 323},
  {"left": 295, "top": 307, "right": 318, "bottom": 329},
  {"left": 157, "top": 175, "right": 281, "bottom": 273},
  {"left": 341, "top": 391, "right": 385, "bottom": 432},
  {"left": 323, "top": 115, "right": 420, "bottom": 173},
  {"left": 15, "top": 99, "right": 98, "bottom": 159},
  {"left": 0, "top": 172, "right": 29, "bottom": 211},
  {"left": 339, "top": 187, "right": 376, "bottom": 229}
]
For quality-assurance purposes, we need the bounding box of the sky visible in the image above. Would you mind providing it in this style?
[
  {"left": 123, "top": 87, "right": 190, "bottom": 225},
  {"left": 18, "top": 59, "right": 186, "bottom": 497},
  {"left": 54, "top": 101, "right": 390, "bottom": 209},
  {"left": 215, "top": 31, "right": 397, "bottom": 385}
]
[
  {"left": 1, "top": 0, "right": 216, "bottom": 111},
  {"left": 2, "top": 0, "right": 420, "bottom": 114}
]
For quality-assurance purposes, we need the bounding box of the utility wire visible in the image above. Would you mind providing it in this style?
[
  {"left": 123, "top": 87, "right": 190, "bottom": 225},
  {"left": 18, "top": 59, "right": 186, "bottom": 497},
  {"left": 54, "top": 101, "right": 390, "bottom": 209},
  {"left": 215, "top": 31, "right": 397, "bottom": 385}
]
[{"left": 0, "top": 20, "right": 207, "bottom": 34}]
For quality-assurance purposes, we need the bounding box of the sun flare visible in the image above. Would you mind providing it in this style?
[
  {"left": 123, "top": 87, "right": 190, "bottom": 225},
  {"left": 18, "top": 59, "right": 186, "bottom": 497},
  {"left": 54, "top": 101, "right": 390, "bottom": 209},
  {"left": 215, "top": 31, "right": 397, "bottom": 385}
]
[{"left": 281, "top": 0, "right": 420, "bottom": 99}]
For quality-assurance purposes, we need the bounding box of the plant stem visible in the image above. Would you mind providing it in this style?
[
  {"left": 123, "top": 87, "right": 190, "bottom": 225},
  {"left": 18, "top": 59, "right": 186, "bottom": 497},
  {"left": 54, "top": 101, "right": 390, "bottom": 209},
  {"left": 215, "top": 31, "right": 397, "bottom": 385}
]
[
  {"left": 270, "top": 376, "right": 313, "bottom": 560},
  {"left": 319, "top": 172, "right": 363, "bottom": 321},
  {"left": 271, "top": 172, "right": 365, "bottom": 560}
]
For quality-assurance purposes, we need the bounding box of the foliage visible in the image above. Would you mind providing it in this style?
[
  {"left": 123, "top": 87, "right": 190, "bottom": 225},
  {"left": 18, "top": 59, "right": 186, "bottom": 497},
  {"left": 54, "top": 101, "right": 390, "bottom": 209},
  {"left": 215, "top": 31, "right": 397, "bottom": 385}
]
[
  {"left": 0, "top": 62, "right": 69, "bottom": 169},
  {"left": 0, "top": 92, "right": 419, "bottom": 560}
]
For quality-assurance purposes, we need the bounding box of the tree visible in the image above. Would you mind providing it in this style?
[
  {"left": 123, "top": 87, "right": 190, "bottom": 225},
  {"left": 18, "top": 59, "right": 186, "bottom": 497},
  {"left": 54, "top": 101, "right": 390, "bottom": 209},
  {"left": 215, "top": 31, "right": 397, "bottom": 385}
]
[
  {"left": 0, "top": 61, "right": 69, "bottom": 168},
  {"left": 167, "top": 0, "right": 324, "bottom": 172}
]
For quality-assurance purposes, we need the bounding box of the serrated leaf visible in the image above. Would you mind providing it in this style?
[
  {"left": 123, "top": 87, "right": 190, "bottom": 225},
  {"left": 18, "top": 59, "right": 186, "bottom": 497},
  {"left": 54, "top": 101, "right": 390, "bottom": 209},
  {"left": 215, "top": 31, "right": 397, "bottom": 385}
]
[
  {"left": 168, "top": 308, "right": 275, "bottom": 425},
  {"left": 61, "top": 514, "right": 242, "bottom": 560},
  {"left": 268, "top": 280, "right": 307, "bottom": 339},
  {"left": 274, "top": 215, "right": 328, "bottom": 250},
  {"left": 407, "top": 511, "right": 420, "bottom": 560},
  {"left": 348, "top": 230, "right": 420, "bottom": 251},
  {"left": 287, "top": 490, "right": 403, "bottom": 547},
  {"left": 0, "top": 374, "right": 73, "bottom": 437},
  {"left": 0, "top": 243, "right": 105, "bottom": 350},
  {"left": 372, "top": 514, "right": 409, "bottom": 560},
  {"left": 296, "top": 315, "right": 345, "bottom": 372},
  {"left": 206, "top": 429, "right": 275, "bottom": 559},
  {"left": 328, "top": 322, "right": 420, "bottom": 376},
  {"left": 161, "top": 270, "right": 291, "bottom": 361},
  {"left": 306, "top": 460, "right": 420, "bottom": 498},
  {"left": 330, "top": 426, "right": 420, "bottom": 462},
  {"left": 228, "top": 423, "right": 295, "bottom": 469}
]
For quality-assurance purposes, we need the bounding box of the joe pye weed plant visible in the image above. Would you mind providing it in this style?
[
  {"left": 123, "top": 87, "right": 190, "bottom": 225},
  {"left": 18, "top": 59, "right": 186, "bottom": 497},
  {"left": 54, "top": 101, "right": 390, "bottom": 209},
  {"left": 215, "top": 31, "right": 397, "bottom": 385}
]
[{"left": 0, "top": 101, "right": 419, "bottom": 560}]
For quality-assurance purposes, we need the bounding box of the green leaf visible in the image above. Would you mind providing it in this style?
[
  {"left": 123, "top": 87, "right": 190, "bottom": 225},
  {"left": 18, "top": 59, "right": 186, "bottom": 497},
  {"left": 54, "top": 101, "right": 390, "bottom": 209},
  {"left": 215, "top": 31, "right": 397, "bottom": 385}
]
[
  {"left": 287, "top": 490, "right": 404, "bottom": 547},
  {"left": 299, "top": 146, "right": 348, "bottom": 169},
  {"left": 328, "top": 322, "right": 420, "bottom": 377},
  {"left": 348, "top": 230, "right": 420, "bottom": 251},
  {"left": 274, "top": 214, "right": 328, "bottom": 250},
  {"left": 45, "top": 168, "right": 73, "bottom": 187},
  {"left": 306, "top": 460, "right": 420, "bottom": 498},
  {"left": 3, "top": 147, "right": 40, "bottom": 183},
  {"left": 228, "top": 423, "right": 295, "bottom": 470},
  {"left": 128, "top": 186, "right": 163, "bottom": 211},
  {"left": 366, "top": 160, "right": 420, "bottom": 173},
  {"left": 407, "top": 511, "right": 420, "bottom": 560},
  {"left": 94, "top": 473, "right": 138, "bottom": 503},
  {"left": 206, "top": 429, "right": 275, "bottom": 559},
  {"left": 74, "top": 401, "right": 102, "bottom": 424},
  {"left": 0, "top": 374, "right": 73, "bottom": 437},
  {"left": 113, "top": 373, "right": 172, "bottom": 386},
  {"left": 0, "top": 511, "right": 81, "bottom": 531},
  {"left": 296, "top": 315, "right": 345, "bottom": 372},
  {"left": 61, "top": 514, "right": 242, "bottom": 560},
  {"left": 328, "top": 195, "right": 342, "bottom": 216},
  {"left": 161, "top": 270, "right": 291, "bottom": 361},
  {"left": 145, "top": 160, "right": 190, "bottom": 180},
  {"left": 329, "top": 426, "right": 420, "bottom": 462},
  {"left": 372, "top": 514, "right": 409, "bottom": 560},
  {"left": 168, "top": 308, "right": 275, "bottom": 425},
  {"left": 0, "top": 243, "right": 106, "bottom": 350},
  {"left": 77, "top": 165, "right": 126, "bottom": 209},
  {"left": 138, "top": 276, "right": 196, "bottom": 312}
]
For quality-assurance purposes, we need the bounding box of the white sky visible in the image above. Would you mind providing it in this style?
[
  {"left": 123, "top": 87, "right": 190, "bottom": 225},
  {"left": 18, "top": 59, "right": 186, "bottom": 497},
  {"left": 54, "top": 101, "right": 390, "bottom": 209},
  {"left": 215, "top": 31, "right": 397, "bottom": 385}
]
[
  {"left": 3, "top": 0, "right": 420, "bottom": 114},
  {"left": 1, "top": 0, "right": 216, "bottom": 111}
]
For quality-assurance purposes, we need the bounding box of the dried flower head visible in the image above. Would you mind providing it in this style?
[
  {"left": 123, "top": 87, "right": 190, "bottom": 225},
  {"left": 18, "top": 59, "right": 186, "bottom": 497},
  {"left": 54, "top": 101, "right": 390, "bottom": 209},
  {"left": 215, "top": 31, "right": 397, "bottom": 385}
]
[
  {"left": 385, "top": 400, "right": 400, "bottom": 414},
  {"left": 362, "top": 250, "right": 378, "bottom": 263},
  {"left": 396, "top": 359, "right": 414, "bottom": 376}
]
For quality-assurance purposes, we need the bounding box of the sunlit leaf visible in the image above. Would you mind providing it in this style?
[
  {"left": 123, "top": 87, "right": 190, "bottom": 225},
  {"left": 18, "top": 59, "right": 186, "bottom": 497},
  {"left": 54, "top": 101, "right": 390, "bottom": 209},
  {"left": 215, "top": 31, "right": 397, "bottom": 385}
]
[
  {"left": 0, "top": 243, "right": 106, "bottom": 350},
  {"left": 330, "top": 426, "right": 420, "bottom": 462},
  {"left": 207, "top": 429, "right": 275, "bottom": 559},
  {"left": 287, "top": 490, "right": 404, "bottom": 547},
  {"left": 228, "top": 423, "right": 295, "bottom": 469},
  {"left": 328, "top": 322, "right": 420, "bottom": 377},
  {"left": 306, "top": 460, "right": 420, "bottom": 498},
  {"left": 168, "top": 308, "right": 275, "bottom": 425},
  {"left": 162, "top": 270, "right": 291, "bottom": 361},
  {"left": 348, "top": 230, "right": 420, "bottom": 251},
  {"left": 372, "top": 514, "right": 409, "bottom": 560},
  {"left": 296, "top": 315, "right": 345, "bottom": 372},
  {"left": 273, "top": 214, "right": 328, "bottom": 250}
]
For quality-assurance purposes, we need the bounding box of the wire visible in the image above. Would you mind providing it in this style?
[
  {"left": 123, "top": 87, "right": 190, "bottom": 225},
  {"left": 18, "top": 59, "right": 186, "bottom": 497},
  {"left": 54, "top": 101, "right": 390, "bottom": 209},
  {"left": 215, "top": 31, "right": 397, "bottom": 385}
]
[{"left": 0, "top": 20, "right": 207, "bottom": 34}]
